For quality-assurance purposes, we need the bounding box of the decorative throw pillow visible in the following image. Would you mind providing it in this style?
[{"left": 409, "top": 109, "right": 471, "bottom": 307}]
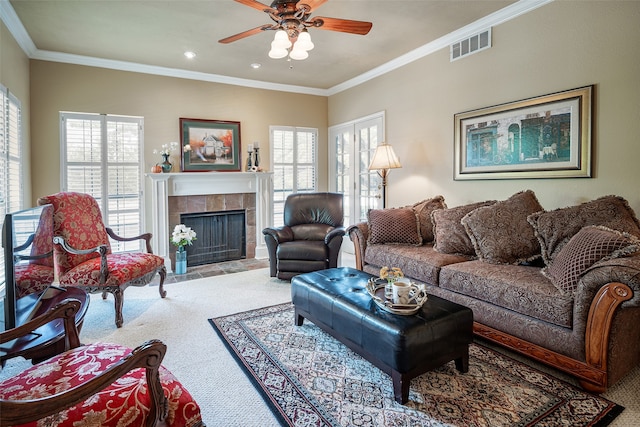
[
  {"left": 367, "top": 207, "right": 422, "bottom": 245},
  {"left": 542, "top": 225, "right": 640, "bottom": 295},
  {"left": 432, "top": 200, "right": 496, "bottom": 256},
  {"left": 461, "top": 190, "right": 543, "bottom": 265},
  {"left": 528, "top": 195, "right": 640, "bottom": 265},
  {"left": 411, "top": 196, "right": 447, "bottom": 244}
]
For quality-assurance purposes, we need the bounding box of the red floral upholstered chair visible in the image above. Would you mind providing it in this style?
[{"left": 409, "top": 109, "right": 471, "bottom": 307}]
[
  {"left": 0, "top": 299, "right": 205, "bottom": 427},
  {"left": 37, "top": 192, "right": 167, "bottom": 327},
  {"left": 12, "top": 204, "right": 55, "bottom": 298}
]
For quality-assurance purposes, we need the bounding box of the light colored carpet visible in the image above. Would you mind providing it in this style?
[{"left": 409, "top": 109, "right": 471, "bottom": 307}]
[{"left": 1, "top": 268, "right": 639, "bottom": 426}]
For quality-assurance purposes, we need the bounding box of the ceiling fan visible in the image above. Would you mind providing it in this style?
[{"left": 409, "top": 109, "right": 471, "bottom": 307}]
[{"left": 219, "top": 0, "right": 373, "bottom": 59}]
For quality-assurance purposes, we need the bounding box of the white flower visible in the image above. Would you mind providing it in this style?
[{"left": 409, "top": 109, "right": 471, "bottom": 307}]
[
  {"left": 171, "top": 224, "right": 197, "bottom": 248},
  {"left": 153, "top": 141, "right": 179, "bottom": 156}
]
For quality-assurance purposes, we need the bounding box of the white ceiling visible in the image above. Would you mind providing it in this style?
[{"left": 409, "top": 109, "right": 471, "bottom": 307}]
[{"left": 4, "top": 0, "right": 552, "bottom": 95}]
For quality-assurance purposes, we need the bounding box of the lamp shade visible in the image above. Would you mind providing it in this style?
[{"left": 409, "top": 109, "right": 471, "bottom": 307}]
[
  {"left": 289, "top": 47, "right": 309, "bottom": 60},
  {"left": 272, "top": 30, "right": 292, "bottom": 49},
  {"left": 296, "top": 31, "right": 314, "bottom": 51},
  {"left": 268, "top": 41, "right": 288, "bottom": 59},
  {"left": 368, "top": 143, "right": 402, "bottom": 170}
]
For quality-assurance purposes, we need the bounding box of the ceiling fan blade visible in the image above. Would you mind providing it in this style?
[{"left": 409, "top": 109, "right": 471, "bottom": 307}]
[
  {"left": 219, "top": 25, "right": 273, "bottom": 44},
  {"left": 310, "top": 17, "right": 373, "bottom": 35},
  {"left": 233, "top": 0, "right": 275, "bottom": 13},
  {"left": 298, "top": 0, "right": 328, "bottom": 12}
]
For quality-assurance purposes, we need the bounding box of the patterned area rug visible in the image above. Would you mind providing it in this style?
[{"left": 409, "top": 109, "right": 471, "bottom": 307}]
[{"left": 209, "top": 303, "right": 623, "bottom": 427}]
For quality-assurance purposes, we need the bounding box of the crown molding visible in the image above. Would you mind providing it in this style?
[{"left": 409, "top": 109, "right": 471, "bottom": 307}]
[
  {"left": 326, "top": 0, "right": 554, "bottom": 95},
  {"left": 2, "top": 0, "right": 553, "bottom": 97},
  {"left": 0, "top": 0, "right": 36, "bottom": 55},
  {"left": 30, "top": 49, "right": 328, "bottom": 96}
]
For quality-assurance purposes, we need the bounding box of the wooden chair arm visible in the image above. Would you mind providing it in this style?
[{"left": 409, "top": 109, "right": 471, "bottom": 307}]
[
  {"left": 0, "top": 298, "right": 81, "bottom": 349},
  {"left": 53, "top": 236, "right": 108, "bottom": 257},
  {"left": 15, "top": 249, "right": 53, "bottom": 263},
  {"left": 0, "top": 340, "right": 168, "bottom": 426},
  {"left": 12, "top": 233, "right": 35, "bottom": 252},
  {"left": 106, "top": 227, "right": 154, "bottom": 253},
  {"left": 53, "top": 236, "right": 109, "bottom": 282}
]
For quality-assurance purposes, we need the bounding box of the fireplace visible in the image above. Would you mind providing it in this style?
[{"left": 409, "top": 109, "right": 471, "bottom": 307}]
[
  {"left": 147, "top": 172, "right": 273, "bottom": 272},
  {"left": 181, "top": 209, "right": 246, "bottom": 265},
  {"left": 168, "top": 193, "right": 254, "bottom": 269}
]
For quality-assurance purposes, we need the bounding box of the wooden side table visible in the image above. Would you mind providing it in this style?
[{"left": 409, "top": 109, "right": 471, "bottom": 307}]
[{"left": 1, "top": 286, "right": 89, "bottom": 365}]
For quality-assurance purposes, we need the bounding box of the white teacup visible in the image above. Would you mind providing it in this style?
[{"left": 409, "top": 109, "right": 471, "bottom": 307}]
[{"left": 392, "top": 278, "right": 413, "bottom": 304}]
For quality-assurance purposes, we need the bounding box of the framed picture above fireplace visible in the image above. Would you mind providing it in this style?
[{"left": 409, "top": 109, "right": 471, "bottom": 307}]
[{"left": 180, "top": 118, "right": 241, "bottom": 172}]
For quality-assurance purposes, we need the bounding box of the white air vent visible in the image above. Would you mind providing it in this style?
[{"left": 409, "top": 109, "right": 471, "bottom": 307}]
[{"left": 450, "top": 28, "right": 491, "bottom": 62}]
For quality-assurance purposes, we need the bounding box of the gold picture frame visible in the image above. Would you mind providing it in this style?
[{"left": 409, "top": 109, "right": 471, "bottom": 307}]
[{"left": 454, "top": 85, "right": 593, "bottom": 180}]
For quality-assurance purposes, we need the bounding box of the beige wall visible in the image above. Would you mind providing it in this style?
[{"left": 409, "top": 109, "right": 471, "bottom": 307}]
[
  {"left": 28, "top": 61, "right": 328, "bottom": 230},
  {"left": 329, "top": 1, "right": 640, "bottom": 214},
  {"left": 1, "top": 21, "right": 31, "bottom": 203},
  {"left": 4, "top": 1, "right": 640, "bottom": 225}
]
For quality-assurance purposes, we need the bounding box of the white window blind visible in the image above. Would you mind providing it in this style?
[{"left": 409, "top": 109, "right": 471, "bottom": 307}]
[
  {"left": 0, "top": 85, "right": 23, "bottom": 296},
  {"left": 60, "top": 113, "right": 144, "bottom": 252},
  {"left": 270, "top": 126, "right": 318, "bottom": 226}
]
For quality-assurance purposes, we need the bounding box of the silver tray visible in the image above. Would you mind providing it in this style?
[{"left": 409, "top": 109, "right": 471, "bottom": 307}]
[{"left": 366, "top": 277, "right": 428, "bottom": 315}]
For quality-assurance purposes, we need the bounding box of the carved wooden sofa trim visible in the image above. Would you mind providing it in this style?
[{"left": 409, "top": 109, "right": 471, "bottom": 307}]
[{"left": 475, "top": 282, "right": 632, "bottom": 393}]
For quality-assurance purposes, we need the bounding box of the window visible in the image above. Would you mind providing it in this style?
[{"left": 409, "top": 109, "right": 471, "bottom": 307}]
[
  {"left": 0, "top": 85, "right": 23, "bottom": 295},
  {"left": 270, "top": 126, "right": 318, "bottom": 226},
  {"left": 60, "top": 112, "right": 144, "bottom": 252}
]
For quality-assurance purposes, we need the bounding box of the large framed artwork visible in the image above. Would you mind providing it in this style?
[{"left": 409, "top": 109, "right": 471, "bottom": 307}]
[
  {"left": 454, "top": 85, "right": 593, "bottom": 180},
  {"left": 180, "top": 118, "right": 241, "bottom": 172}
]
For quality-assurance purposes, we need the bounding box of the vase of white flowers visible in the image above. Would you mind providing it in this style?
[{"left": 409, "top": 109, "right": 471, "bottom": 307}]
[
  {"left": 172, "top": 224, "right": 197, "bottom": 274},
  {"left": 153, "top": 142, "right": 179, "bottom": 173}
]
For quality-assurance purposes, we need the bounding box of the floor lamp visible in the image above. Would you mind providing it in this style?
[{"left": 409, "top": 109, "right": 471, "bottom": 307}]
[{"left": 368, "top": 142, "right": 402, "bottom": 208}]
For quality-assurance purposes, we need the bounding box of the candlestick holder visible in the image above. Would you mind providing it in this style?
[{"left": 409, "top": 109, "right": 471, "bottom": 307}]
[
  {"left": 254, "top": 147, "right": 260, "bottom": 169},
  {"left": 246, "top": 150, "right": 253, "bottom": 171}
]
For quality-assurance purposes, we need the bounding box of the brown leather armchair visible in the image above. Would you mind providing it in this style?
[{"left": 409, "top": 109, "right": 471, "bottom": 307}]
[{"left": 263, "top": 192, "right": 345, "bottom": 280}]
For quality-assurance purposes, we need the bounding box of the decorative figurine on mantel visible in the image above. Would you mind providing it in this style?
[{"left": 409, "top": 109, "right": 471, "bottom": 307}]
[
  {"left": 246, "top": 141, "right": 264, "bottom": 172},
  {"left": 253, "top": 141, "right": 261, "bottom": 169},
  {"left": 246, "top": 143, "right": 254, "bottom": 171}
]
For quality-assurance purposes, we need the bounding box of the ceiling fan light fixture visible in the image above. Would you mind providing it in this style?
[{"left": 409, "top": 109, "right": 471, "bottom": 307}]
[
  {"left": 268, "top": 45, "right": 288, "bottom": 59},
  {"left": 295, "top": 31, "right": 314, "bottom": 51},
  {"left": 272, "top": 29, "right": 292, "bottom": 49},
  {"left": 220, "top": 0, "right": 372, "bottom": 62},
  {"left": 289, "top": 47, "right": 309, "bottom": 61}
]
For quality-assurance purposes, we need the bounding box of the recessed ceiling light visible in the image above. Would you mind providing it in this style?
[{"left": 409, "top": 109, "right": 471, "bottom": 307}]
[
  {"left": 250, "top": 63, "right": 261, "bottom": 69},
  {"left": 184, "top": 51, "right": 196, "bottom": 59}
]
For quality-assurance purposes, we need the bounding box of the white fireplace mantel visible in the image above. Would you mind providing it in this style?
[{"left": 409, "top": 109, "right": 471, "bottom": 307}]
[{"left": 147, "top": 172, "right": 273, "bottom": 270}]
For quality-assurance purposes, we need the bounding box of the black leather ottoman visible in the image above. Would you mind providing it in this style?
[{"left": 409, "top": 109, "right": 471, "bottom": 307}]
[{"left": 291, "top": 267, "right": 473, "bottom": 404}]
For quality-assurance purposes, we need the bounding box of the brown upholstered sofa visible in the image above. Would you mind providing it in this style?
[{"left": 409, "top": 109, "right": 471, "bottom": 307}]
[{"left": 347, "top": 190, "right": 640, "bottom": 393}]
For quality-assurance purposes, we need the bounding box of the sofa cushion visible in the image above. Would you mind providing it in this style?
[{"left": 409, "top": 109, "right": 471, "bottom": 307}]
[
  {"left": 411, "top": 195, "right": 447, "bottom": 243},
  {"left": 543, "top": 225, "right": 640, "bottom": 295},
  {"left": 367, "top": 207, "right": 422, "bottom": 245},
  {"left": 432, "top": 200, "right": 496, "bottom": 256},
  {"left": 528, "top": 195, "right": 640, "bottom": 265},
  {"left": 440, "top": 260, "right": 573, "bottom": 328},
  {"left": 364, "top": 243, "right": 471, "bottom": 286},
  {"left": 461, "top": 190, "right": 543, "bottom": 265}
]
